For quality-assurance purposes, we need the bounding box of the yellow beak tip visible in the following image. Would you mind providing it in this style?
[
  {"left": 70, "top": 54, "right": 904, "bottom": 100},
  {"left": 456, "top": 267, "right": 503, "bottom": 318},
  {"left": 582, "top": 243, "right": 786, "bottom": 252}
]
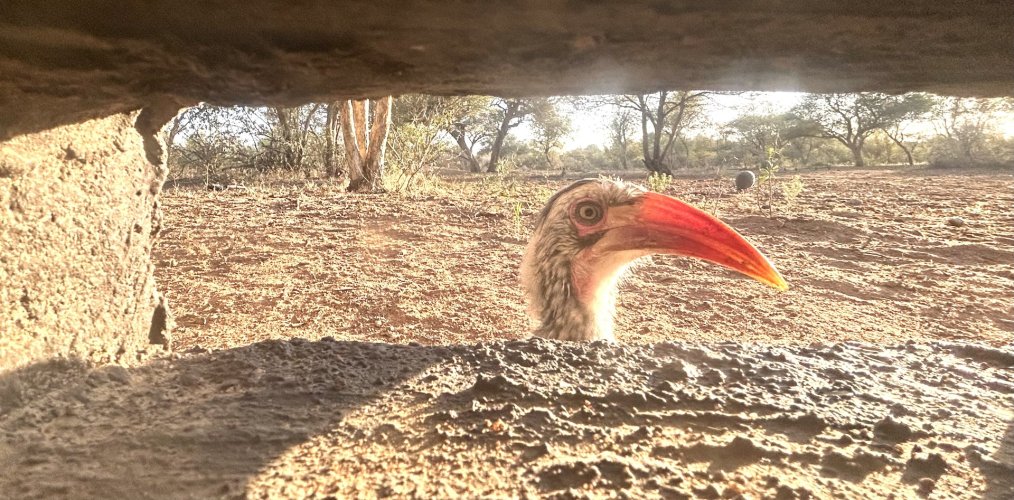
[{"left": 772, "top": 278, "right": 789, "bottom": 291}]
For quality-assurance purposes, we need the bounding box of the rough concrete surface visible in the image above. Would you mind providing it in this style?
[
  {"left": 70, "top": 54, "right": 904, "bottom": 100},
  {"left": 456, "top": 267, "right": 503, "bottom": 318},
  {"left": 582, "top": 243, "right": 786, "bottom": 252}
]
[
  {"left": 0, "top": 338, "right": 1011, "bottom": 498},
  {"left": 0, "top": 113, "right": 170, "bottom": 371},
  {"left": 2, "top": 1, "right": 1013, "bottom": 139}
]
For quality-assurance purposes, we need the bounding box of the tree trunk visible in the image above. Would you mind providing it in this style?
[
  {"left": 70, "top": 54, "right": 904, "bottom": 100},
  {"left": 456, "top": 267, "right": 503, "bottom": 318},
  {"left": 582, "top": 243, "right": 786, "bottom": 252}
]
[
  {"left": 618, "top": 116, "right": 630, "bottom": 170},
  {"left": 849, "top": 143, "right": 866, "bottom": 167},
  {"left": 274, "top": 107, "right": 297, "bottom": 170},
  {"left": 358, "top": 95, "right": 392, "bottom": 192},
  {"left": 639, "top": 97, "right": 650, "bottom": 165},
  {"left": 651, "top": 93, "right": 665, "bottom": 163},
  {"left": 340, "top": 101, "right": 365, "bottom": 184},
  {"left": 643, "top": 158, "right": 673, "bottom": 176},
  {"left": 351, "top": 100, "right": 368, "bottom": 154},
  {"left": 449, "top": 128, "right": 482, "bottom": 172},
  {"left": 885, "top": 131, "right": 914, "bottom": 166},
  {"left": 324, "top": 102, "right": 342, "bottom": 177},
  {"left": 486, "top": 100, "right": 521, "bottom": 173},
  {"left": 296, "top": 103, "right": 322, "bottom": 172},
  {"left": 341, "top": 97, "right": 392, "bottom": 193},
  {"left": 486, "top": 127, "right": 510, "bottom": 173}
]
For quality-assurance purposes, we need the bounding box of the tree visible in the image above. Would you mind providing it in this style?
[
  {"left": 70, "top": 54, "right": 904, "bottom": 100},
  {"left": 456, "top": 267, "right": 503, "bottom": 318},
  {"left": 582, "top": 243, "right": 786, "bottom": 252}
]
[
  {"left": 386, "top": 95, "right": 466, "bottom": 190},
  {"left": 163, "top": 105, "right": 261, "bottom": 183},
  {"left": 445, "top": 97, "right": 544, "bottom": 173},
  {"left": 446, "top": 96, "right": 495, "bottom": 173},
  {"left": 270, "top": 105, "right": 321, "bottom": 170},
  {"left": 531, "top": 100, "right": 572, "bottom": 171},
  {"left": 340, "top": 96, "right": 393, "bottom": 193},
  {"left": 486, "top": 98, "right": 542, "bottom": 173},
  {"left": 726, "top": 113, "right": 798, "bottom": 165},
  {"left": 930, "top": 97, "right": 1012, "bottom": 166},
  {"left": 880, "top": 121, "right": 924, "bottom": 166},
  {"left": 791, "top": 93, "right": 933, "bottom": 167},
  {"left": 614, "top": 91, "right": 711, "bottom": 175},
  {"left": 606, "top": 109, "right": 636, "bottom": 169},
  {"left": 162, "top": 105, "right": 206, "bottom": 167}
]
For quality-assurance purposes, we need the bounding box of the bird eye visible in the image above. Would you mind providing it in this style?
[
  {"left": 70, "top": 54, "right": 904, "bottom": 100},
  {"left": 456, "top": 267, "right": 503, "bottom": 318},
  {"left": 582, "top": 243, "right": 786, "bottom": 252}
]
[{"left": 573, "top": 201, "right": 603, "bottom": 226}]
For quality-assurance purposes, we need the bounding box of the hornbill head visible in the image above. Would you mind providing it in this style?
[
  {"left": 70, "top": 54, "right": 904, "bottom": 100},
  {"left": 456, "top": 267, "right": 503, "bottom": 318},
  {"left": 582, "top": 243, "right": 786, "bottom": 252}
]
[{"left": 521, "top": 178, "right": 787, "bottom": 341}]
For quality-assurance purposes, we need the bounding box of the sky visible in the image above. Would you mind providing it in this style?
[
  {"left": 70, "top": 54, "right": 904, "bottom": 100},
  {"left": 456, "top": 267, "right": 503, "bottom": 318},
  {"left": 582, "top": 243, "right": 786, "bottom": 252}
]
[
  {"left": 557, "top": 92, "right": 804, "bottom": 150},
  {"left": 522, "top": 92, "right": 1014, "bottom": 151}
]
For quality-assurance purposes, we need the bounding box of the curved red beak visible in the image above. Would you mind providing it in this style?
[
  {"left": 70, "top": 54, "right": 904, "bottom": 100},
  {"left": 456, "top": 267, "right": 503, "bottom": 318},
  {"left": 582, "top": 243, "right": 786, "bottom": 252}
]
[{"left": 606, "top": 192, "right": 788, "bottom": 290}]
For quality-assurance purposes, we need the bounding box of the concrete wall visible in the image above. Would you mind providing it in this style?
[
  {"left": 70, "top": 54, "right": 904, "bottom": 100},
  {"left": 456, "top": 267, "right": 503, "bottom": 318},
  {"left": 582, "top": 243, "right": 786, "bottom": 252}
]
[{"left": 0, "top": 113, "right": 169, "bottom": 371}]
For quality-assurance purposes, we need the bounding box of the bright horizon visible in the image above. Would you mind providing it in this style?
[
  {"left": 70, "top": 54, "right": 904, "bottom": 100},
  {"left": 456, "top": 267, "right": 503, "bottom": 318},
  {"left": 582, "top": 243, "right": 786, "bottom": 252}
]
[
  {"left": 516, "top": 92, "right": 1014, "bottom": 151},
  {"left": 531, "top": 92, "right": 804, "bottom": 150}
]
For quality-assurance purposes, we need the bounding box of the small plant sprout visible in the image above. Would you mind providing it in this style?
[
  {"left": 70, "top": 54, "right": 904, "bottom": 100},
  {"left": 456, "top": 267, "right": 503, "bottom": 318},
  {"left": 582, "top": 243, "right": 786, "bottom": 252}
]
[
  {"left": 758, "top": 147, "right": 782, "bottom": 217},
  {"left": 512, "top": 201, "right": 525, "bottom": 239},
  {"left": 647, "top": 172, "right": 673, "bottom": 193},
  {"left": 782, "top": 175, "right": 804, "bottom": 206}
]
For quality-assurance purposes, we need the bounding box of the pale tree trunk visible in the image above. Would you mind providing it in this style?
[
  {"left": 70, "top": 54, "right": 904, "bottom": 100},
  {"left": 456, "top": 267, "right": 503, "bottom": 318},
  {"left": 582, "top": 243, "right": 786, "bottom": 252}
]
[
  {"left": 351, "top": 100, "right": 368, "bottom": 154},
  {"left": 340, "top": 101, "right": 365, "bottom": 182},
  {"left": 340, "top": 96, "right": 392, "bottom": 193},
  {"left": 361, "top": 96, "right": 392, "bottom": 190}
]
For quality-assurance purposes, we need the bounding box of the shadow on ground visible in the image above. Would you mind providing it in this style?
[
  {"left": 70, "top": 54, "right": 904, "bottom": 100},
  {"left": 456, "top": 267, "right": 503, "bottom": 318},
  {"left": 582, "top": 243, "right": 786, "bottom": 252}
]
[
  {"left": 0, "top": 339, "right": 439, "bottom": 498},
  {"left": 1, "top": 339, "right": 1012, "bottom": 498}
]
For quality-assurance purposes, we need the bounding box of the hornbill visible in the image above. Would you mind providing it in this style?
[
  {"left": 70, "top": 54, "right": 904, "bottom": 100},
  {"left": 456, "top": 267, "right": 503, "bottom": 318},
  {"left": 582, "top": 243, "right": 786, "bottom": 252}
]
[{"left": 521, "top": 179, "right": 787, "bottom": 341}]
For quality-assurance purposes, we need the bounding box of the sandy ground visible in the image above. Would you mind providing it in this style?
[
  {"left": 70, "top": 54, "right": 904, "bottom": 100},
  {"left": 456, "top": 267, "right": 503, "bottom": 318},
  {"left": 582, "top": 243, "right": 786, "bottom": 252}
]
[
  {"left": 2, "top": 168, "right": 1013, "bottom": 498},
  {"left": 158, "top": 169, "right": 1013, "bottom": 349}
]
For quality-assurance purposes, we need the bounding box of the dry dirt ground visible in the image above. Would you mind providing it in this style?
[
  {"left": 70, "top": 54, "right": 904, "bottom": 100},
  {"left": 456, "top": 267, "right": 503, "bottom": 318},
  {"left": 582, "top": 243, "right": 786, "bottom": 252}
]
[{"left": 2, "top": 168, "right": 1013, "bottom": 498}]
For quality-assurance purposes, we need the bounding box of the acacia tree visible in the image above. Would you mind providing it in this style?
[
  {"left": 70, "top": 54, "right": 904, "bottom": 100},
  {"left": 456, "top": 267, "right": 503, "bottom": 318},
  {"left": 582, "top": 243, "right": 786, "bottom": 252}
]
[
  {"left": 607, "top": 109, "right": 636, "bottom": 169},
  {"left": 726, "top": 113, "right": 798, "bottom": 165},
  {"left": 791, "top": 93, "right": 932, "bottom": 167},
  {"left": 271, "top": 105, "right": 322, "bottom": 170},
  {"left": 614, "top": 91, "right": 711, "bottom": 175},
  {"left": 931, "top": 97, "right": 1012, "bottom": 165},
  {"left": 446, "top": 97, "right": 547, "bottom": 173},
  {"left": 340, "top": 96, "right": 393, "bottom": 192},
  {"left": 531, "top": 100, "right": 572, "bottom": 171},
  {"left": 162, "top": 104, "right": 216, "bottom": 169},
  {"left": 881, "top": 120, "right": 925, "bottom": 166},
  {"left": 164, "top": 105, "right": 297, "bottom": 182},
  {"left": 486, "top": 98, "right": 542, "bottom": 173},
  {"left": 446, "top": 96, "right": 496, "bottom": 173},
  {"left": 386, "top": 95, "right": 473, "bottom": 189},
  {"left": 164, "top": 105, "right": 253, "bottom": 183}
]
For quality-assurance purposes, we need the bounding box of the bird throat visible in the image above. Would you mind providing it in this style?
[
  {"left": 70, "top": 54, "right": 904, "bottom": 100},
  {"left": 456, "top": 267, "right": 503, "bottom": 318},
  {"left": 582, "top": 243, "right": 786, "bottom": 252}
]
[{"left": 534, "top": 250, "right": 639, "bottom": 342}]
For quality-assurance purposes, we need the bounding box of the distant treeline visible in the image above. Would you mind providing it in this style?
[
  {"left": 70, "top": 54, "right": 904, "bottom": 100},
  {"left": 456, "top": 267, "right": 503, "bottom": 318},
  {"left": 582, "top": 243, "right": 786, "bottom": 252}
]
[{"left": 163, "top": 93, "right": 1014, "bottom": 186}]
